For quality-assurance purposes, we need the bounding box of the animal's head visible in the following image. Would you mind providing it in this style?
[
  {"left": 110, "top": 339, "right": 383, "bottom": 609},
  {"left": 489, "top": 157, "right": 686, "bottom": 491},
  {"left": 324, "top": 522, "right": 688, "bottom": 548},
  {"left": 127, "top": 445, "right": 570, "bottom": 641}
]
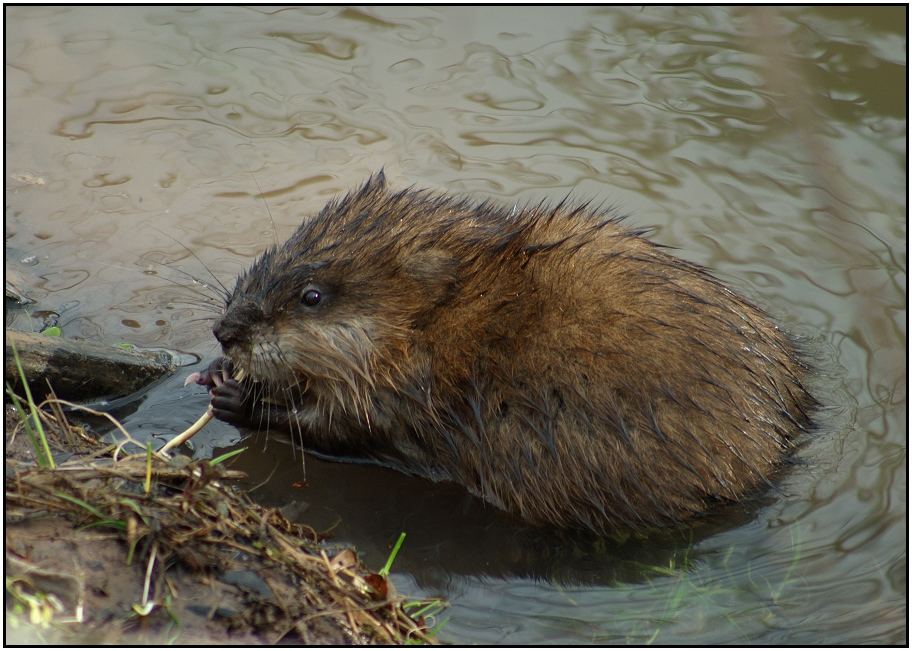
[{"left": 213, "top": 173, "right": 458, "bottom": 414}]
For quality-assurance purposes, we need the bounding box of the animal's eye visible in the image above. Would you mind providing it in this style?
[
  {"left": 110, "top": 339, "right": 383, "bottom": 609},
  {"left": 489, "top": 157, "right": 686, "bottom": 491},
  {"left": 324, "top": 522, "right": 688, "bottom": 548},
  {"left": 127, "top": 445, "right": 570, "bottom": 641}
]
[{"left": 301, "top": 287, "right": 322, "bottom": 306}]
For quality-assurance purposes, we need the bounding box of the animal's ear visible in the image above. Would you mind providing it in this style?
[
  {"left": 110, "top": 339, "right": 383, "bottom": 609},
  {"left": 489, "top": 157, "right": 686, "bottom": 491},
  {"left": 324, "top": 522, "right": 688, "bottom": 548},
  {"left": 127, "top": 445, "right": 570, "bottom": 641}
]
[{"left": 404, "top": 249, "right": 459, "bottom": 307}]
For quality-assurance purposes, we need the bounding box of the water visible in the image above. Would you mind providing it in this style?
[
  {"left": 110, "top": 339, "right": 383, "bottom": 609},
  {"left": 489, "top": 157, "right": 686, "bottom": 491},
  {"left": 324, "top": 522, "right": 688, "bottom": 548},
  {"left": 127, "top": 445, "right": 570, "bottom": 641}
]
[{"left": 5, "top": 6, "right": 906, "bottom": 644}]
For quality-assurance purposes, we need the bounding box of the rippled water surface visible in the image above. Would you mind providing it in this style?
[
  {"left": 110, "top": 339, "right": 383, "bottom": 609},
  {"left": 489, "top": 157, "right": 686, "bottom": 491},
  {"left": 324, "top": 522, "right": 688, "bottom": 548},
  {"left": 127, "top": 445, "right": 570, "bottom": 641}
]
[{"left": 6, "top": 6, "right": 906, "bottom": 644}]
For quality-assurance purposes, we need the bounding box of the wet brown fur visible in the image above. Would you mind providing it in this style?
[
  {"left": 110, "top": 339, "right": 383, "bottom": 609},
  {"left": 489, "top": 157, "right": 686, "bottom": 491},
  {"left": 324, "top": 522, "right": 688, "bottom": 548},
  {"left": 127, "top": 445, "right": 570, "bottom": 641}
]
[{"left": 213, "top": 172, "right": 815, "bottom": 534}]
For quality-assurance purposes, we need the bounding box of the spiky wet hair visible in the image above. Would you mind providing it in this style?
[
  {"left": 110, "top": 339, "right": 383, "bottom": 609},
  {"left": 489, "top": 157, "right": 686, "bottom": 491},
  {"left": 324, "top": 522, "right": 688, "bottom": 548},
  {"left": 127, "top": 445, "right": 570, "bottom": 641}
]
[{"left": 212, "top": 172, "right": 816, "bottom": 534}]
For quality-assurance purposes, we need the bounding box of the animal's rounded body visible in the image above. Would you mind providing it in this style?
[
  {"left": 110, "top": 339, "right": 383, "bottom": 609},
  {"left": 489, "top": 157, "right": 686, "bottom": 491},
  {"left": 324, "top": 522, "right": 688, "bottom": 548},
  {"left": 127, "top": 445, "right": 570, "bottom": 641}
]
[{"left": 203, "top": 173, "right": 814, "bottom": 534}]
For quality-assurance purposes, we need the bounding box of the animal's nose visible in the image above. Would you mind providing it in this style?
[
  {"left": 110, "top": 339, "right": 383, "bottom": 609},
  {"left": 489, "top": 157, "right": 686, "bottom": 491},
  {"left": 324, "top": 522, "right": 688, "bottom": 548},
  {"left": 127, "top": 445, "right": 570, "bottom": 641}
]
[{"left": 213, "top": 302, "right": 262, "bottom": 351}]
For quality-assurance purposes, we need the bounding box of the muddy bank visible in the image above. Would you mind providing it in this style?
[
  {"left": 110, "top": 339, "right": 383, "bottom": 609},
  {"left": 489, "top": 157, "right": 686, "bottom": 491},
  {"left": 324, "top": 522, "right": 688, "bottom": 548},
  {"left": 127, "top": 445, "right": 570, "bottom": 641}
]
[{"left": 4, "top": 402, "right": 441, "bottom": 645}]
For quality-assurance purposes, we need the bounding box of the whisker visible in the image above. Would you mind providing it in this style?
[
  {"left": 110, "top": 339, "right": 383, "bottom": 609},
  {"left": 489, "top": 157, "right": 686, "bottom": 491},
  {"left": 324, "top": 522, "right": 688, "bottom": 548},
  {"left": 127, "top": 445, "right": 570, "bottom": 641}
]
[
  {"left": 167, "top": 299, "right": 222, "bottom": 313},
  {"left": 249, "top": 171, "right": 280, "bottom": 249},
  {"left": 246, "top": 457, "right": 281, "bottom": 493},
  {"left": 184, "top": 316, "right": 219, "bottom": 326},
  {"left": 144, "top": 224, "right": 233, "bottom": 301},
  {"left": 138, "top": 253, "right": 227, "bottom": 303}
]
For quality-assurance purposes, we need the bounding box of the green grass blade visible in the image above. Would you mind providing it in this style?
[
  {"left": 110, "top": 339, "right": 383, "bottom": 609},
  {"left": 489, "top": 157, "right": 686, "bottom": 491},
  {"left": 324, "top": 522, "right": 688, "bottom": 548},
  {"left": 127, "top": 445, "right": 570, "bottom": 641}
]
[
  {"left": 53, "top": 491, "right": 108, "bottom": 519},
  {"left": 5, "top": 384, "right": 43, "bottom": 464},
  {"left": 80, "top": 519, "right": 127, "bottom": 531},
  {"left": 379, "top": 531, "right": 406, "bottom": 577},
  {"left": 8, "top": 342, "right": 54, "bottom": 468},
  {"left": 209, "top": 447, "right": 247, "bottom": 466},
  {"left": 118, "top": 498, "right": 150, "bottom": 526},
  {"left": 144, "top": 442, "right": 153, "bottom": 494}
]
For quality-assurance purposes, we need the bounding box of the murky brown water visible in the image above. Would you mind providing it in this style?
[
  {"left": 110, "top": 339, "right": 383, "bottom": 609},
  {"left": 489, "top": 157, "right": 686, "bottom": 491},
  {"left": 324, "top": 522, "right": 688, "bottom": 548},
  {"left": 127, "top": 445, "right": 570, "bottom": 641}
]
[{"left": 6, "top": 6, "right": 906, "bottom": 644}]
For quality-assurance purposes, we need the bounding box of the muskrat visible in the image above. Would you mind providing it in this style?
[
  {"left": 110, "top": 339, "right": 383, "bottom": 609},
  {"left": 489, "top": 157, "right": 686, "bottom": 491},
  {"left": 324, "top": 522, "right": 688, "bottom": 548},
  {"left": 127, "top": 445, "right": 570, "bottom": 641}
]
[{"left": 198, "top": 172, "right": 815, "bottom": 534}]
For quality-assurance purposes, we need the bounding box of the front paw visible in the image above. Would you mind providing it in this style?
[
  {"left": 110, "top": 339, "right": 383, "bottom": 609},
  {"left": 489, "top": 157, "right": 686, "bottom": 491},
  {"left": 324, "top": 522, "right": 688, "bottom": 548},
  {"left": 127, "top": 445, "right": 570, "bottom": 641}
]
[
  {"left": 209, "top": 378, "right": 254, "bottom": 427},
  {"left": 190, "top": 356, "right": 236, "bottom": 390}
]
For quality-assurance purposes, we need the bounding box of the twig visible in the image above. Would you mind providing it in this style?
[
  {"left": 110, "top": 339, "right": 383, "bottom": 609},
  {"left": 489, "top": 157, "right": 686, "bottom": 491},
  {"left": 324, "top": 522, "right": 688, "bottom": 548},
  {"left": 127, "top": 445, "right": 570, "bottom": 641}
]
[{"left": 160, "top": 368, "right": 246, "bottom": 454}]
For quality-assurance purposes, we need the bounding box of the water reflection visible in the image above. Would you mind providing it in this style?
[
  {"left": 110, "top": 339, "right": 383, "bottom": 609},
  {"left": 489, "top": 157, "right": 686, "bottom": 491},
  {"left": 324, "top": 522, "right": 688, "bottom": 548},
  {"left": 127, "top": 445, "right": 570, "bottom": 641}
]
[{"left": 219, "top": 433, "right": 783, "bottom": 590}]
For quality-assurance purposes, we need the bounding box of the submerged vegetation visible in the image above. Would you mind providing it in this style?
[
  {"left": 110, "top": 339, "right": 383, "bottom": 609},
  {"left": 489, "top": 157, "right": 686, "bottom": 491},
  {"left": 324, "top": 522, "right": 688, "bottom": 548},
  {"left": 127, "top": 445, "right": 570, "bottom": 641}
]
[{"left": 571, "top": 525, "right": 811, "bottom": 645}]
